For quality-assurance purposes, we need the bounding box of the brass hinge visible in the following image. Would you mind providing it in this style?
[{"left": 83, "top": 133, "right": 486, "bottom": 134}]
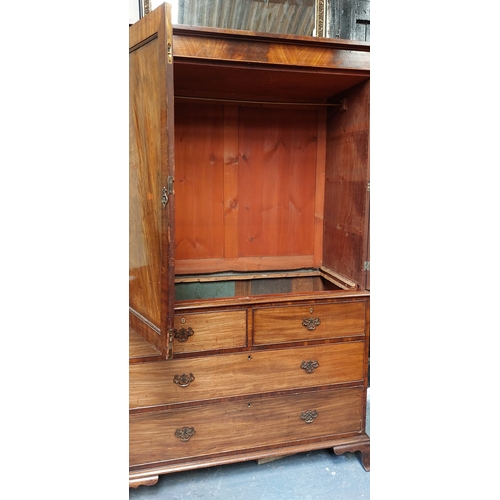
[
  {"left": 367, "top": 182, "right": 370, "bottom": 191},
  {"left": 161, "top": 176, "right": 174, "bottom": 209},
  {"left": 167, "top": 43, "right": 173, "bottom": 64},
  {"left": 167, "top": 328, "right": 174, "bottom": 359}
]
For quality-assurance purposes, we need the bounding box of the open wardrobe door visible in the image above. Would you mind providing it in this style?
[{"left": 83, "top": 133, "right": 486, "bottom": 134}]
[{"left": 129, "top": 3, "right": 175, "bottom": 359}]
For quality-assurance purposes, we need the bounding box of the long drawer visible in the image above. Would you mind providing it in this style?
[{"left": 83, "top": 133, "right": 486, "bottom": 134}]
[
  {"left": 173, "top": 309, "right": 247, "bottom": 353},
  {"left": 253, "top": 300, "right": 367, "bottom": 345},
  {"left": 129, "top": 341, "right": 365, "bottom": 409},
  {"left": 130, "top": 386, "right": 364, "bottom": 467}
]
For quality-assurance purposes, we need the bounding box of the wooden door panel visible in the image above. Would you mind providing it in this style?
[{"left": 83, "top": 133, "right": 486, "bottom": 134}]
[
  {"left": 129, "top": 3, "right": 175, "bottom": 358},
  {"left": 323, "top": 80, "right": 370, "bottom": 288}
]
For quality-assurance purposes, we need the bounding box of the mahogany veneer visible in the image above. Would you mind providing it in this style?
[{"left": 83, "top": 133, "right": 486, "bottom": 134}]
[{"left": 129, "top": 3, "right": 370, "bottom": 488}]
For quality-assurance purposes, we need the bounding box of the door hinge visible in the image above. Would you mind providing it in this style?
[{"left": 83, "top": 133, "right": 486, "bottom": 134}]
[
  {"left": 367, "top": 182, "right": 370, "bottom": 191},
  {"left": 167, "top": 42, "right": 173, "bottom": 64},
  {"left": 161, "top": 176, "right": 174, "bottom": 209},
  {"left": 168, "top": 327, "right": 174, "bottom": 342},
  {"left": 364, "top": 261, "right": 370, "bottom": 271},
  {"left": 167, "top": 327, "right": 174, "bottom": 359}
]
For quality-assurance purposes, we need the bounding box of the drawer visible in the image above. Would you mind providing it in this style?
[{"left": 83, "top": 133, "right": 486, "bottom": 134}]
[
  {"left": 129, "top": 341, "right": 364, "bottom": 409},
  {"left": 253, "top": 300, "right": 366, "bottom": 345},
  {"left": 130, "top": 386, "right": 364, "bottom": 467},
  {"left": 173, "top": 309, "right": 247, "bottom": 353}
]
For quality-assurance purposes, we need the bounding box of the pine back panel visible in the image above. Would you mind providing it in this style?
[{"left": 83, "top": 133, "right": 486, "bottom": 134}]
[{"left": 175, "top": 102, "right": 325, "bottom": 274}]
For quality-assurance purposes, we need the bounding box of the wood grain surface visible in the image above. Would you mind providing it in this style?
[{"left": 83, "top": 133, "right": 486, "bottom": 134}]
[
  {"left": 130, "top": 386, "right": 364, "bottom": 466},
  {"left": 130, "top": 341, "right": 364, "bottom": 408},
  {"left": 173, "top": 309, "right": 248, "bottom": 353},
  {"left": 253, "top": 299, "right": 367, "bottom": 345}
]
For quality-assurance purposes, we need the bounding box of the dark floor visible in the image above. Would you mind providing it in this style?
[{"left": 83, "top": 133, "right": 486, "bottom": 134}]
[{"left": 129, "top": 389, "right": 370, "bottom": 499}]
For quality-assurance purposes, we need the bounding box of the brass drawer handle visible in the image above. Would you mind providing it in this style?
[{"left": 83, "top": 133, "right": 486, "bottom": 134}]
[
  {"left": 300, "top": 410, "right": 318, "bottom": 424},
  {"left": 174, "top": 427, "right": 196, "bottom": 442},
  {"left": 173, "top": 373, "right": 195, "bottom": 387},
  {"left": 173, "top": 327, "right": 194, "bottom": 342},
  {"left": 302, "top": 317, "right": 320, "bottom": 330},
  {"left": 300, "top": 360, "right": 319, "bottom": 373}
]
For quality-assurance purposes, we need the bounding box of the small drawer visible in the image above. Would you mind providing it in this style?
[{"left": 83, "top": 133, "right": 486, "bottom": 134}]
[
  {"left": 129, "top": 341, "right": 364, "bottom": 409},
  {"left": 253, "top": 300, "right": 366, "bottom": 345},
  {"left": 173, "top": 309, "right": 247, "bottom": 353},
  {"left": 129, "top": 386, "right": 364, "bottom": 467}
]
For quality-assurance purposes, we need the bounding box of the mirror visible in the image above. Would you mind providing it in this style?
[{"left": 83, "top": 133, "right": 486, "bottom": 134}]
[
  {"left": 131, "top": 1, "right": 369, "bottom": 41},
  {"left": 142, "top": 0, "right": 320, "bottom": 36},
  {"left": 173, "top": 0, "right": 317, "bottom": 37}
]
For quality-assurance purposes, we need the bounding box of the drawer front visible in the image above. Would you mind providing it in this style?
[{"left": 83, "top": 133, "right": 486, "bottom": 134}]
[
  {"left": 130, "top": 386, "right": 364, "bottom": 467},
  {"left": 173, "top": 309, "right": 247, "bottom": 353},
  {"left": 253, "top": 300, "right": 366, "bottom": 345},
  {"left": 129, "top": 341, "right": 365, "bottom": 409}
]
